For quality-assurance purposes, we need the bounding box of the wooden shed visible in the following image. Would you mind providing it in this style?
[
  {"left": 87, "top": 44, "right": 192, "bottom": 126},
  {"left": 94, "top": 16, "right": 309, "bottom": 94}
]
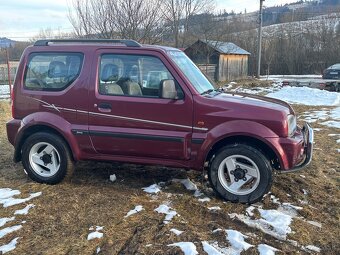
[{"left": 184, "top": 40, "right": 250, "bottom": 81}]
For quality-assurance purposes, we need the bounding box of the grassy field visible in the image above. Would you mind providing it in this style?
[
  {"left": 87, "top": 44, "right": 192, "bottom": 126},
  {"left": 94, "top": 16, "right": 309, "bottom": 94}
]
[{"left": 0, "top": 98, "right": 339, "bottom": 254}]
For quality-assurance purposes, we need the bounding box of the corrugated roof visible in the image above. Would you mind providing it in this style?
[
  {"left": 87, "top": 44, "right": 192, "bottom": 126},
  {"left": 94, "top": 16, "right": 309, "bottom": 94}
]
[{"left": 202, "top": 40, "right": 251, "bottom": 55}]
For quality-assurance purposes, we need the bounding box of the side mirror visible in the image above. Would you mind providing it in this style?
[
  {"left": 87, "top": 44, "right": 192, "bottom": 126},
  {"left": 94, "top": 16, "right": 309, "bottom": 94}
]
[{"left": 160, "top": 79, "right": 177, "bottom": 99}]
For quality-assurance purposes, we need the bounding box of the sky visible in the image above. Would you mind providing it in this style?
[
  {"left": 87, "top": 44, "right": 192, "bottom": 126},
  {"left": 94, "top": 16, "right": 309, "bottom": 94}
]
[{"left": 0, "top": 0, "right": 300, "bottom": 41}]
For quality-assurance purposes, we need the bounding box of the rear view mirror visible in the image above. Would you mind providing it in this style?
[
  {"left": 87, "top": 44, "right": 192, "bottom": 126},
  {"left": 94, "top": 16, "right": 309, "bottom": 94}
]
[{"left": 160, "top": 79, "right": 177, "bottom": 99}]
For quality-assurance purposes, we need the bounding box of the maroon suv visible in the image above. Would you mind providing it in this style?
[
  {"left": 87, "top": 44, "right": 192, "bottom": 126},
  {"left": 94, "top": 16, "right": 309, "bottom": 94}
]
[{"left": 6, "top": 39, "right": 313, "bottom": 203}]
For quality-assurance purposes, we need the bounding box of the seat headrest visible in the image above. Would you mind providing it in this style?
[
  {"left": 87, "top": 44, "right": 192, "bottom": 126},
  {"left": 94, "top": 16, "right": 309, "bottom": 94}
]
[
  {"left": 101, "top": 64, "right": 120, "bottom": 82},
  {"left": 48, "top": 61, "right": 67, "bottom": 78}
]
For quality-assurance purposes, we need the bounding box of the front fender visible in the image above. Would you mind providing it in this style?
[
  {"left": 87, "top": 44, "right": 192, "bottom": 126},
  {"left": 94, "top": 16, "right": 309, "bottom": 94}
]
[{"left": 195, "top": 120, "right": 282, "bottom": 169}]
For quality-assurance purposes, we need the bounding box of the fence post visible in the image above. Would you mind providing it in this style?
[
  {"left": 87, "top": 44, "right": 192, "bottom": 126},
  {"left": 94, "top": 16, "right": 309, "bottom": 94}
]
[{"left": 6, "top": 48, "right": 12, "bottom": 100}]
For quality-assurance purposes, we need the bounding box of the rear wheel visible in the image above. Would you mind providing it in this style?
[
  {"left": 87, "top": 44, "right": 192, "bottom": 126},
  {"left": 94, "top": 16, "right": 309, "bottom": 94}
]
[
  {"left": 208, "top": 144, "right": 272, "bottom": 204},
  {"left": 22, "top": 132, "right": 74, "bottom": 184}
]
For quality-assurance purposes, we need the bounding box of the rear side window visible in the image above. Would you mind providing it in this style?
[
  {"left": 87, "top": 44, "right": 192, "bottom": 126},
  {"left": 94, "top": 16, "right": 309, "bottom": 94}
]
[{"left": 24, "top": 52, "right": 83, "bottom": 91}]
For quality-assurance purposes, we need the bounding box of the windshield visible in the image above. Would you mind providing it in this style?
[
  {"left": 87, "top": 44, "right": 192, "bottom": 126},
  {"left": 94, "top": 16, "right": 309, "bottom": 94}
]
[{"left": 167, "top": 51, "right": 214, "bottom": 94}]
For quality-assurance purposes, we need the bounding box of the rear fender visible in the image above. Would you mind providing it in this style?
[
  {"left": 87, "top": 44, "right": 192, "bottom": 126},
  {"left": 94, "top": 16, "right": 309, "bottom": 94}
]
[{"left": 15, "top": 112, "right": 81, "bottom": 161}]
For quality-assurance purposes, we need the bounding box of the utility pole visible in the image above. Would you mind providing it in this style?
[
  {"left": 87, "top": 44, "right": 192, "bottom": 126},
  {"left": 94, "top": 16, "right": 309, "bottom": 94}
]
[{"left": 256, "top": 0, "right": 265, "bottom": 78}]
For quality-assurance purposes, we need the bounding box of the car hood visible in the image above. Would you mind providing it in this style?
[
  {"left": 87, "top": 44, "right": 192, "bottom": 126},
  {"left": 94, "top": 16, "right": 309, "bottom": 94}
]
[{"left": 214, "top": 92, "right": 294, "bottom": 115}]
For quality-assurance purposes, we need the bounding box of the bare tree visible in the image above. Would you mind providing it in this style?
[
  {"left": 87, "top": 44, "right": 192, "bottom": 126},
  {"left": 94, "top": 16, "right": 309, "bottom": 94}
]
[
  {"left": 163, "top": 0, "right": 215, "bottom": 47},
  {"left": 109, "top": 0, "right": 165, "bottom": 43},
  {"left": 29, "top": 28, "right": 76, "bottom": 42},
  {"left": 68, "top": 0, "right": 165, "bottom": 43}
]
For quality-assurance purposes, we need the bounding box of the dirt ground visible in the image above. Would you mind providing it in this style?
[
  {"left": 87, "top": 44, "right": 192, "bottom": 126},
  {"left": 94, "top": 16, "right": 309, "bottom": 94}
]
[{"left": 0, "top": 94, "right": 339, "bottom": 254}]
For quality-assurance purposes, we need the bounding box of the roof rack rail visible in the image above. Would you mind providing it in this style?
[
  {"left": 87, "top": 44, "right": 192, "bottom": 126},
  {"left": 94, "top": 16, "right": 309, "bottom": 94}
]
[{"left": 34, "top": 39, "right": 142, "bottom": 47}]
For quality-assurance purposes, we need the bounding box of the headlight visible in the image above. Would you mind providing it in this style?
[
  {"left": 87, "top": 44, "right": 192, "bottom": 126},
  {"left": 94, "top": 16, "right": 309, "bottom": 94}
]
[{"left": 287, "top": 114, "right": 297, "bottom": 136}]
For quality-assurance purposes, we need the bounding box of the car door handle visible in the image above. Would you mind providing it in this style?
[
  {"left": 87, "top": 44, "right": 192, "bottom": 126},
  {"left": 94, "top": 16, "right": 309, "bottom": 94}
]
[{"left": 97, "top": 103, "right": 112, "bottom": 113}]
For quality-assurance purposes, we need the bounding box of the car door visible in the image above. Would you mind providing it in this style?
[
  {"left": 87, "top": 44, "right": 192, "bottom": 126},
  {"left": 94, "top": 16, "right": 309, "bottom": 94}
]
[{"left": 87, "top": 48, "right": 194, "bottom": 160}]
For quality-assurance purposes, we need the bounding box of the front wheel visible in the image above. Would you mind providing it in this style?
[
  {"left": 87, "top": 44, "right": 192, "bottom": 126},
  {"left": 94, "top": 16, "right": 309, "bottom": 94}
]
[
  {"left": 208, "top": 144, "right": 272, "bottom": 204},
  {"left": 22, "top": 132, "right": 74, "bottom": 184}
]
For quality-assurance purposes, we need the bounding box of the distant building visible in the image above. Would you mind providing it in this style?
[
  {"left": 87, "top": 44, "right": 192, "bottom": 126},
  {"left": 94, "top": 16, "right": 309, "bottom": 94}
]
[{"left": 185, "top": 40, "right": 251, "bottom": 81}]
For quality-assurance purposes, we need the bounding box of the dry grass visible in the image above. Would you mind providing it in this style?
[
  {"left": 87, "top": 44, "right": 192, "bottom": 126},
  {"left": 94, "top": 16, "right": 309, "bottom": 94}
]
[
  {"left": 216, "top": 78, "right": 273, "bottom": 90},
  {"left": 0, "top": 98, "right": 339, "bottom": 254}
]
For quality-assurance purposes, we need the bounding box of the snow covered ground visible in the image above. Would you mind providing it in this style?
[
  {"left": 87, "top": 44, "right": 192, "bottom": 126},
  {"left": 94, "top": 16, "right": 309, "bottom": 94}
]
[
  {"left": 0, "top": 85, "right": 10, "bottom": 99},
  {"left": 267, "top": 86, "right": 340, "bottom": 106},
  {"left": 122, "top": 177, "right": 324, "bottom": 254},
  {"left": 261, "top": 75, "right": 322, "bottom": 80},
  {"left": 0, "top": 188, "right": 42, "bottom": 254}
]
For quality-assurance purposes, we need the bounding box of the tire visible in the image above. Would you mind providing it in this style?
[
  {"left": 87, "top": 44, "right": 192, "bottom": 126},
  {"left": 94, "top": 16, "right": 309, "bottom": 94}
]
[
  {"left": 208, "top": 144, "right": 272, "bottom": 204},
  {"left": 22, "top": 132, "right": 74, "bottom": 184}
]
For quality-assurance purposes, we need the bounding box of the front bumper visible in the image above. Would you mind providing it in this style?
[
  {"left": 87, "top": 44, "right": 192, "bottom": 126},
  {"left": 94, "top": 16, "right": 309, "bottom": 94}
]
[{"left": 280, "top": 123, "right": 314, "bottom": 173}]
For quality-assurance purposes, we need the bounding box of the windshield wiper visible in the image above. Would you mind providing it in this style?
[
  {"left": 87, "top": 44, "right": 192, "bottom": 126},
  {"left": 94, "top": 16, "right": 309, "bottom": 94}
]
[
  {"left": 201, "top": 88, "right": 223, "bottom": 96},
  {"left": 201, "top": 89, "right": 214, "bottom": 95}
]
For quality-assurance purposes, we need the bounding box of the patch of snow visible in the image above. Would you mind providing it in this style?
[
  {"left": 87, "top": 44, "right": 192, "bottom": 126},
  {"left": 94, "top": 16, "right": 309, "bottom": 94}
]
[
  {"left": 96, "top": 247, "right": 101, "bottom": 254},
  {"left": 124, "top": 205, "right": 143, "bottom": 218},
  {"left": 208, "top": 206, "right": 221, "bottom": 211},
  {"left": 145, "top": 244, "right": 152, "bottom": 247},
  {"left": 230, "top": 85, "right": 279, "bottom": 95},
  {"left": 193, "top": 190, "right": 203, "bottom": 197},
  {"left": 170, "top": 228, "right": 183, "bottom": 236},
  {"left": 201, "top": 241, "right": 223, "bottom": 255},
  {"left": 229, "top": 208, "right": 293, "bottom": 240},
  {"left": 281, "top": 203, "right": 303, "bottom": 211},
  {"left": 0, "top": 225, "right": 22, "bottom": 239},
  {"left": 212, "top": 228, "right": 223, "bottom": 233},
  {"left": 307, "top": 221, "right": 322, "bottom": 228},
  {"left": 172, "top": 178, "right": 198, "bottom": 191},
  {"left": 14, "top": 204, "right": 35, "bottom": 215},
  {"left": 302, "top": 110, "right": 329, "bottom": 123},
  {"left": 0, "top": 188, "right": 21, "bottom": 199},
  {"left": 87, "top": 226, "right": 104, "bottom": 240},
  {"left": 198, "top": 197, "right": 211, "bottom": 203},
  {"left": 328, "top": 134, "right": 340, "bottom": 137},
  {"left": 330, "top": 107, "right": 340, "bottom": 120},
  {"left": 246, "top": 206, "right": 256, "bottom": 217},
  {"left": 201, "top": 241, "right": 241, "bottom": 255},
  {"left": 87, "top": 231, "right": 103, "bottom": 241},
  {"left": 226, "top": 229, "right": 253, "bottom": 252},
  {"left": 299, "top": 175, "right": 306, "bottom": 178},
  {"left": 0, "top": 217, "right": 15, "bottom": 228},
  {"left": 154, "top": 204, "right": 177, "bottom": 224},
  {"left": 270, "top": 195, "right": 280, "bottom": 204},
  {"left": 109, "top": 174, "right": 117, "bottom": 182},
  {"left": 337, "top": 139, "right": 340, "bottom": 143},
  {"left": 0, "top": 237, "right": 19, "bottom": 254},
  {"left": 258, "top": 244, "right": 279, "bottom": 255},
  {"left": 95, "top": 226, "right": 103, "bottom": 231},
  {"left": 321, "top": 120, "right": 340, "bottom": 129},
  {"left": 262, "top": 75, "right": 322, "bottom": 80},
  {"left": 305, "top": 245, "right": 321, "bottom": 253},
  {"left": 259, "top": 209, "right": 293, "bottom": 237},
  {"left": 267, "top": 86, "right": 340, "bottom": 106},
  {"left": 142, "top": 184, "right": 161, "bottom": 194},
  {"left": 168, "top": 242, "right": 198, "bottom": 255},
  {"left": 203, "top": 232, "right": 255, "bottom": 255},
  {"left": 223, "top": 84, "right": 233, "bottom": 90},
  {"left": 0, "top": 192, "right": 42, "bottom": 208}
]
